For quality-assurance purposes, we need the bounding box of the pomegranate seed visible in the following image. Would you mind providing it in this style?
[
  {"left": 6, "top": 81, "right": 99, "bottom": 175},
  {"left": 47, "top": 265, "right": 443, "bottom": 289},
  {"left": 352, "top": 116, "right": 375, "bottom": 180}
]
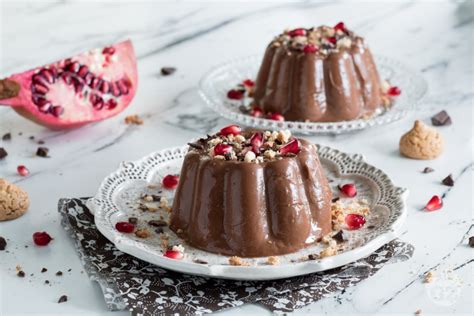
[
  {"left": 115, "top": 222, "right": 135, "bottom": 233},
  {"left": 99, "top": 80, "right": 110, "bottom": 94},
  {"left": 339, "top": 183, "right": 357, "bottom": 197},
  {"left": 110, "top": 83, "right": 121, "bottom": 97},
  {"left": 17, "top": 165, "right": 29, "bottom": 176},
  {"left": 90, "top": 77, "right": 100, "bottom": 89},
  {"left": 164, "top": 250, "right": 183, "bottom": 260},
  {"left": 424, "top": 195, "right": 443, "bottom": 211},
  {"left": 51, "top": 106, "right": 64, "bottom": 117},
  {"left": 102, "top": 47, "right": 116, "bottom": 55},
  {"left": 279, "top": 139, "right": 300, "bottom": 155},
  {"left": 250, "top": 132, "right": 263, "bottom": 154},
  {"left": 387, "top": 86, "right": 401, "bottom": 96},
  {"left": 33, "top": 232, "right": 52, "bottom": 246},
  {"left": 345, "top": 214, "right": 366, "bottom": 230},
  {"left": 66, "top": 61, "right": 80, "bottom": 73},
  {"left": 303, "top": 44, "right": 318, "bottom": 53},
  {"left": 213, "top": 143, "right": 233, "bottom": 156},
  {"left": 162, "top": 174, "right": 179, "bottom": 189},
  {"left": 328, "top": 37, "right": 337, "bottom": 45},
  {"left": 38, "top": 102, "right": 52, "bottom": 113},
  {"left": 227, "top": 89, "right": 244, "bottom": 100},
  {"left": 106, "top": 99, "right": 118, "bottom": 110},
  {"left": 289, "top": 28, "right": 306, "bottom": 37},
  {"left": 220, "top": 125, "right": 241, "bottom": 136},
  {"left": 268, "top": 112, "right": 285, "bottom": 121},
  {"left": 334, "top": 22, "right": 346, "bottom": 32},
  {"left": 116, "top": 80, "right": 129, "bottom": 95},
  {"left": 77, "top": 65, "right": 89, "bottom": 77},
  {"left": 242, "top": 79, "right": 255, "bottom": 87},
  {"left": 40, "top": 69, "right": 56, "bottom": 84},
  {"left": 250, "top": 106, "right": 263, "bottom": 118},
  {"left": 32, "top": 83, "right": 49, "bottom": 94}
]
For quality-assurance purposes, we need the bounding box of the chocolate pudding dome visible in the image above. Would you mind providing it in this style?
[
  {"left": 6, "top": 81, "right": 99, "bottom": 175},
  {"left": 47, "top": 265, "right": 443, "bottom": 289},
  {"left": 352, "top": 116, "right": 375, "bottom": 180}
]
[
  {"left": 253, "top": 22, "right": 385, "bottom": 122},
  {"left": 170, "top": 125, "right": 333, "bottom": 258}
]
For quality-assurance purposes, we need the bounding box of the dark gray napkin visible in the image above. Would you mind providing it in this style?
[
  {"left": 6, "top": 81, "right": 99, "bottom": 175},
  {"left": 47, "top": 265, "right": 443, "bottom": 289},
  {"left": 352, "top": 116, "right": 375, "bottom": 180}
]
[{"left": 59, "top": 198, "right": 414, "bottom": 315}]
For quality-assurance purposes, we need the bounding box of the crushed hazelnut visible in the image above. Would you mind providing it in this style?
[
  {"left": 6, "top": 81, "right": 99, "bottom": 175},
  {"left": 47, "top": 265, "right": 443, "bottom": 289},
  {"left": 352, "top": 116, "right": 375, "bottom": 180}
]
[
  {"left": 228, "top": 256, "right": 250, "bottom": 266},
  {"left": 276, "top": 130, "right": 291, "bottom": 143},
  {"left": 124, "top": 115, "right": 143, "bottom": 125},
  {"left": 244, "top": 151, "right": 256, "bottom": 162},
  {"left": 143, "top": 195, "right": 153, "bottom": 202},
  {"left": 415, "top": 309, "right": 422, "bottom": 315},
  {"left": 135, "top": 229, "right": 151, "bottom": 238},
  {"left": 424, "top": 271, "right": 435, "bottom": 283},
  {"left": 267, "top": 256, "right": 280, "bottom": 265},
  {"left": 263, "top": 150, "right": 276, "bottom": 160}
]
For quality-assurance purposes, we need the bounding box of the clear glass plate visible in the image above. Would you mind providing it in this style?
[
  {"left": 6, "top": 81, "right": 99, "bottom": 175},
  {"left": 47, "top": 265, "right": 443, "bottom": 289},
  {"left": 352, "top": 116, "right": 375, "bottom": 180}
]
[{"left": 199, "top": 55, "right": 427, "bottom": 135}]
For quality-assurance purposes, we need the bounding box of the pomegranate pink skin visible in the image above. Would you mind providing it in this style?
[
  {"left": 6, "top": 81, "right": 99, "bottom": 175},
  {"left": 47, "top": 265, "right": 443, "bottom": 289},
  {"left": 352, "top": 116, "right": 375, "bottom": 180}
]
[{"left": 1, "top": 40, "right": 138, "bottom": 130}]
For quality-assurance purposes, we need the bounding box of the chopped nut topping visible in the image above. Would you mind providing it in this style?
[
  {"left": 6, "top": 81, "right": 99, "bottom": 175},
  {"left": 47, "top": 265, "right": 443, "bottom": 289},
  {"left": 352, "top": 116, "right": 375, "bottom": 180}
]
[
  {"left": 228, "top": 256, "right": 250, "bottom": 266},
  {"left": 424, "top": 271, "right": 435, "bottom": 283},
  {"left": 267, "top": 256, "right": 280, "bottom": 265},
  {"left": 135, "top": 229, "right": 151, "bottom": 238},
  {"left": 124, "top": 115, "right": 143, "bottom": 125}
]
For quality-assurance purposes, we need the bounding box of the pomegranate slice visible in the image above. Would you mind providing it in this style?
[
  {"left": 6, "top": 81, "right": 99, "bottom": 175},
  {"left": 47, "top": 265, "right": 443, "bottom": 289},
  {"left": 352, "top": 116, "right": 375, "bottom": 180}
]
[
  {"left": 279, "top": 139, "right": 300, "bottom": 155},
  {"left": 162, "top": 175, "right": 179, "bottom": 189},
  {"left": 338, "top": 183, "right": 357, "bottom": 197},
  {"left": 250, "top": 132, "right": 263, "bottom": 154},
  {"left": 0, "top": 40, "right": 138, "bottom": 129},
  {"left": 345, "top": 214, "right": 366, "bottom": 230},
  {"left": 424, "top": 195, "right": 443, "bottom": 211},
  {"left": 220, "top": 125, "right": 241, "bottom": 136},
  {"left": 33, "top": 232, "right": 53, "bottom": 246},
  {"left": 164, "top": 250, "right": 184, "bottom": 260}
]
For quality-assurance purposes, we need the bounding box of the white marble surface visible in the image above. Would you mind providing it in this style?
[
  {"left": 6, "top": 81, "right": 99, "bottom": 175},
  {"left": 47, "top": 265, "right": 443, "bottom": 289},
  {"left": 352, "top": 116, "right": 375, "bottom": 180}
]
[{"left": 0, "top": 1, "right": 473, "bottom": 315}]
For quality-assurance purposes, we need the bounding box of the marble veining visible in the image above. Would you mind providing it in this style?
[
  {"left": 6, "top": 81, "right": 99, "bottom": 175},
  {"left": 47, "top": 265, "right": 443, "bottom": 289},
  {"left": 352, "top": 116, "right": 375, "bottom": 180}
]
[{"left": 0, "top": 1, "right": 472, "bottom": 315}]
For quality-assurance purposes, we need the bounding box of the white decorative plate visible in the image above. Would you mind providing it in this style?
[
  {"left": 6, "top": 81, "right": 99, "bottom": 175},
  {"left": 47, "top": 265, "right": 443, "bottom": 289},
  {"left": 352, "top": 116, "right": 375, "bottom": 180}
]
[
  {"left": 199, "top": 55, "right": 427, "bottom": 135},
  {"left": 89, "top": 144, "right": 407, "bottom": 281}
]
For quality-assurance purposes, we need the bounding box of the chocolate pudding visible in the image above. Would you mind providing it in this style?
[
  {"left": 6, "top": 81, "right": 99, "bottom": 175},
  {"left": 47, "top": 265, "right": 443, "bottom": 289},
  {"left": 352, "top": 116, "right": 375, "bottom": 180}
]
[
  {"left": 170, "top": 127, "right": 332, "bottom": 257},
  {"left": 253, "top": 23, "right": 385, "bottom": 122}
]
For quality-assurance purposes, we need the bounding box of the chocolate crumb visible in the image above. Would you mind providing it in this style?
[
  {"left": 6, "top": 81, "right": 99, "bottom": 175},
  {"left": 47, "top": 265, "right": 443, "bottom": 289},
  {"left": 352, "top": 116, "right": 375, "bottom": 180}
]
[
  {"left": 308, "top": 254, "right": 319, "bottom": 260},
  {"left": 68, "top": 268, "right": 72, "bottom": 272},
  {"left": 161, "top": 67, "right": 176, "bottom": 76},
  {"left": 148, "top": 220, "right": 167, "bottom": 227},
  {"left": 58, "top": 295, "right": 68, "bottom": 303},
  {"left": 45, "top": 280, "right": 50, "bottom": 284},
  {"left": 332, "top": 230, "right": 345, "bottom": 244},
  {"left": 468, "top": 236, "right": 474, "bottom": 248},
  {"left": 2, "top": 133, "right": 11, "bottom": 141},
  {"left": 442, "top": 174, "right": 454, "bottom": 187},
  {"left": 17, "top": 270, "right": 25, "bottom": 278},
  {"left": 38, "top": 140, "right": 45, "bottom": 145},
  {"left": 188, "top": 142, "right": 204, "bottom": 150},
  {"left": 238, "top": 105, "right": 249, "bottom": 113},
  {"left": 367, "top": 225, "right": 376, "bottom": 229},
  {"left": 36, "top": 147, "right": 49, "bottom": 158},
  {"left": 431, "top": 110, "right": 451, "bottom": 126},
  {"left": 41, "top": 268, "right": 47, "bottom": 273},
  {"left": 193, "top": 259, "right": 208, "bottom": 264},
  {"left": 422, "top": 167, "right": 434, "bottom": 173},
  {"left": 0, "top": 147, "right": 7, "bottom": 160},
  {"left": 29, "top": 136, "right": 35, "bottom": 140},
  {"left": 151, "top": 195, "right": 161, "bottom": 202},
  {"left": 155, "top": 228, "right": 164, "bottom": 234},
  {"left": 0, "top": 237, "right": 6, "bottom": 250},
  {"left": 128, "top": 217, "right": 138, "bottom": 225},
  {"left": 56, "top": 271, "right": 63, "bottom": 276},
  {"left": 331, "top": 197, "right": 340, "bottom": 203}
]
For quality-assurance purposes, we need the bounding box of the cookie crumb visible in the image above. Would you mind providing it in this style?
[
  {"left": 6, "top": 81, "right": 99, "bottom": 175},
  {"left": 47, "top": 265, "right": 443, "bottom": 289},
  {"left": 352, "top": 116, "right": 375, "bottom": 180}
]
[
  {"left": 135, "top": 229, "right": 151, "bottom": 238},
  {"left": 424, "top": 271, "right": 435, "bottom": 283},
  {"left": 229, "top": 256, "right": 250, "bottom": 266},
  {"left": 266, "top": 256, "right": 280, "bottom": 265},
  {"left": 125, "top": 115, "right": 143, "bottom": 125}
]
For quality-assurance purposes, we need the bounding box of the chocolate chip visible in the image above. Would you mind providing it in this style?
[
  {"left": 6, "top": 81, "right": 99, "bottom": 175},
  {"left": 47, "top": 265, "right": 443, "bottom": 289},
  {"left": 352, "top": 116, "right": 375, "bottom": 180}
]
[
  {"left": 422, "top": 167, "right": 434, "bottom": 173},
  {"left": 0, "top": 236, "right": 6, "bottom": 250},
  {"left": 331, "top": 197, "right": 340, "bottom": 203},
  {"left": 2, "top": 133, "right": 11, "bottom": 141},
  {"left": 469, "top": 236, "right": 474, "bottom": 248},
  {"left": 41, "top": 267, "right": 47, "bottom": 273},
  {"left": 56, "top": 271, "right": 63, "bottom": 276},
  {"left": 148, "top": 220, "right": 167, "bottom": 227},
  {"left": 161, "top": 67, "right": 176, "bottom": 76},
  {"left": 431, "top": 110, "right": 451, "bottom": 126},
  {"left": 128, "top": 217, "right": 138, "bottom": 225},
  {"left": 442, "top": 174, "right": 454, "bottom": 187},
  {"left": 0, "top": 147, "right": 7, "bottom": 160},
  {"left": 308, "top": 254, "right": 319, "bottom": 260},
  {"left": 188, "top": 142, "right": 204, "bottom": 150},
  {"left": 58, "top": 295, "right": 68, "bottom": 303},
  {"left": 36, "top": 147, "right": 49, "bottom": 158},
  {"left": 332, "top": 230, "right": 345, "bottom": 244},
  {"left": 193, "top": 259, "right": 208, "bottom": 264},
  {"left": 17, "top": 270, "right": 25, "bottom": 277}
]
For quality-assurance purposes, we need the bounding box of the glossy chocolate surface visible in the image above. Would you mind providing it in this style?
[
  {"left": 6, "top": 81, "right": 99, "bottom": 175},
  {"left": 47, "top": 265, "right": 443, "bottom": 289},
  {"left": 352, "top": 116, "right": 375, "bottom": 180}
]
[
  {"left": 253, "top": 36, "right": 383, "bottom": 122},
  {"left": 170, "top": 138, "right": 332, "bottom": 257}
]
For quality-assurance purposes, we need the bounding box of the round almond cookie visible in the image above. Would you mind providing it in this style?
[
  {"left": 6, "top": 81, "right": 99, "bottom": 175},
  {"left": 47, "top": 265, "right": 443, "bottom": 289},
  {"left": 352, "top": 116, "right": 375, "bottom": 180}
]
[
  {"left": 399, "top": 120, "right": 444, "bottom": 160},
  {"left": 0, "top": 178, "right": 30, "bottom": 221}
]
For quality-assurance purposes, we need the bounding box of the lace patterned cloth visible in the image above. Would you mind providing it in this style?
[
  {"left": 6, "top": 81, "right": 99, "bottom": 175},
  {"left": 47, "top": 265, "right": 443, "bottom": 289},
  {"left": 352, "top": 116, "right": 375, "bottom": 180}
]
[{"left": 59, "top": 198, "right": 414, "bottom": 316}]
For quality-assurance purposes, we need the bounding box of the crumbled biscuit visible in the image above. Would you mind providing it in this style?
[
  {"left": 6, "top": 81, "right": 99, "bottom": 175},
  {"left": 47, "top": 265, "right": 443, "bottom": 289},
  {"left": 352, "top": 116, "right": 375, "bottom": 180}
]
[
  {"left": 124, "top": 115, "right": 143, "bottom": 125},
  {"left": 244, "top": 151, "right": 256, "bottom": 162},
  {"left": 135, "top": 229, "right": 150, "bottom": 238},
  {"left": 424, "top": 271, "right": 435, "bottom": 283},
  {"left": 267, "top": 256, "right": 280, "bottom": 265},
  {"left": 229, "top": 256, "right": 250, "bottom": 266}
]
